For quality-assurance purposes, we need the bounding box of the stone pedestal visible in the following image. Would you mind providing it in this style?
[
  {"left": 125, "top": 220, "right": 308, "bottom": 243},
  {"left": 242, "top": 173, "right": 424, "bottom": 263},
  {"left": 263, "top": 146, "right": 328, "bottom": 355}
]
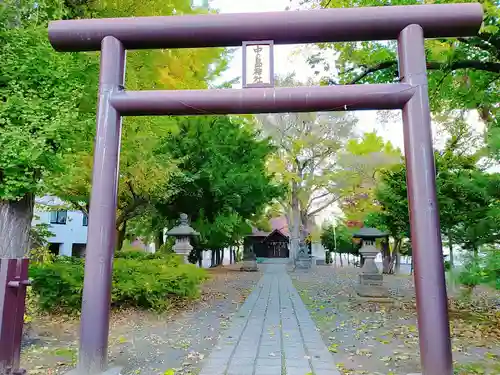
[
  {"left": 172, "top": 238, "right": 193, "bottom": 264},
  {"left": 296, "top": 254, "right": 312, "bottom": 269},
  {"left": 240, "top": 259, "right": 258, "bottom": 272},
  {"left": 355, "top": 239, "right": 389, "bottom": 298},
  {"left": 240, "top": 249, "right": 258, "bottom": 272},
  {"left": 295, "top": 241, "right": 312, "bottom": 269}
]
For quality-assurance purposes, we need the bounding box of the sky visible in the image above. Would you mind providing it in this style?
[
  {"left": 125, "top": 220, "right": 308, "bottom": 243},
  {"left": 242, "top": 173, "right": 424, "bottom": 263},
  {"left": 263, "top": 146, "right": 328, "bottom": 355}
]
[
  {"left": 210, "top": 0, "right": 407, "bottom": 152},
  {"left": 208, "top": 0, "right": 487, "bottom": 225}
]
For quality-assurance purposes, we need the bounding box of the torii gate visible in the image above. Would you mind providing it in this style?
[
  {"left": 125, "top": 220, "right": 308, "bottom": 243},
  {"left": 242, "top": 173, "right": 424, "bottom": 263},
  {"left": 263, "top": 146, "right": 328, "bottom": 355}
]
[{"left": 48, "top": 4, "right": 483, "bottom": 375}]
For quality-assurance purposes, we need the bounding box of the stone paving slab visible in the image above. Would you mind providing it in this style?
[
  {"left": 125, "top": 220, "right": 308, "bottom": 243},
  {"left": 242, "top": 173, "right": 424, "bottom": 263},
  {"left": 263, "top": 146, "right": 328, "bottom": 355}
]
[{"left": 199, "top": 265, "right": 340, "bottom": 375}]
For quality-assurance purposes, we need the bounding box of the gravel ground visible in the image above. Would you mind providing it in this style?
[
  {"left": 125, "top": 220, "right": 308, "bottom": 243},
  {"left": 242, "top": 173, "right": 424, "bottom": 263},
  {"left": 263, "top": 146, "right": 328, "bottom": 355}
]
[
  {"left": 289, "top": 265, "right": 500, "bottom": 375},
  {"left": 21, "top": 265, "right": 262, "bottom": 375}
]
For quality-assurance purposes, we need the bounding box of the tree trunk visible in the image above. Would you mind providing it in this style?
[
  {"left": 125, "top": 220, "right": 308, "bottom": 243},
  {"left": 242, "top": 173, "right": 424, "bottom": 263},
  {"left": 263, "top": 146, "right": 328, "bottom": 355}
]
[
  {"left": 347, "top": 253, "right": 350, "bottom": 265},
  {"left": 116, "top": 220, "right": 127, "bottom": 252},
  {"left": 339, "top": 252, "right": 343, "bottom": 267},
  {"left": 221, "top": 249, "right": 225, "bottom": 265},
  {"left": 211, "top": 250, "right": 215, "bottom": 267},
  {"left": 393, "top": 239, "right": 401, "bottom": 274},
  {"left": 233, "top": 249, "right": 237, "bottom": 263},
  {"left": 0, "top": 195, "right": 34, "bottom": 258},
  {"left": 154, "top": 230, "right": 164, "bottom": 251},
  {"left": 198, "top": 253, "right": 202, "bottom": 268},
  {"left": 394, "top": 252, "right": 401, "bottom": 274},
  {"left": 216, "top": 248, "right": 221, "bottom": 265},
  {"left": 158, "top": 230, "right": 164, "bottom": 247},
  {"left": 229, "top": 246, "right": 233, "bottom": 264},
  {"left": 448, "top": 232, "right": 454, "bottom": 268},
  {"left": 289, "top": 181, "right": 301, "bottom": 262},
  {"left": 381, "top": 239, "right": 394, "bottom": 274}
]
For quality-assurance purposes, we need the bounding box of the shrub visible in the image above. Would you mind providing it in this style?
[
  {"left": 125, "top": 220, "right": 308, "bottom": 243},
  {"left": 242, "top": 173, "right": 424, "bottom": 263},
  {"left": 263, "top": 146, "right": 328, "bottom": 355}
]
[
  {"left": 111, "top": 259, "right": 207, "bottom": 311},
  {"left": 29, "top": 255, "right": 207, "bottom": 313},
  {"left": 158, "top": 239, "right": 175, "bottom": 254},
  {"left": 30, "top": 261, "right": 85, "bottom": 313},
  {"left": 455, "top": 249, "right": 500, "bottom": 298},
  {"left": 29, "top": 246, "right": 56, "bottom": 265},
  {"left": 114, "top": 250, "right": 182, "bottom": 265}
]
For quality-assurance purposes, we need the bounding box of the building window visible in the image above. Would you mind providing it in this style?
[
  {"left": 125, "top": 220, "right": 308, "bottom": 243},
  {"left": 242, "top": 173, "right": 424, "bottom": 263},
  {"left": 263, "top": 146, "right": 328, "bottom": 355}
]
[
  {"left": 48, "top": 243, "right": 61, "bottom": 255},
  {"left": 50, "top": 210, "right": 67, "bottom": 225},
  {"left": 82, "top": 214, "right": 88, "bottom": 227}
]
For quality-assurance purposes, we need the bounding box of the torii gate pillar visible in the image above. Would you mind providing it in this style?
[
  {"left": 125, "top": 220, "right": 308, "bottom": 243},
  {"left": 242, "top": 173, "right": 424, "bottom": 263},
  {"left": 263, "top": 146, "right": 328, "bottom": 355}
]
[{"left": 47, "top": 4, "right": 483, "bottom": 375}]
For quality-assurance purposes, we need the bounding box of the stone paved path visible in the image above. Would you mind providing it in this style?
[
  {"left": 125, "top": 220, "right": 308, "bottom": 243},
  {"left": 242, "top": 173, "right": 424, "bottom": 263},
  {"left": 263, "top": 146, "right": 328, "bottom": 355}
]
[{"left": 199, "top": 265, "right": 340, "bottom": 375}]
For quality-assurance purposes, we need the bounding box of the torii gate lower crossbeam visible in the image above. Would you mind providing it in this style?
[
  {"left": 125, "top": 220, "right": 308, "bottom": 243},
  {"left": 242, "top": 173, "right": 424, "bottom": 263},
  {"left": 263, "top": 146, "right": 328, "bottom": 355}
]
[{"left": 47, "top": 4, "right": 483, "bottom": 375}]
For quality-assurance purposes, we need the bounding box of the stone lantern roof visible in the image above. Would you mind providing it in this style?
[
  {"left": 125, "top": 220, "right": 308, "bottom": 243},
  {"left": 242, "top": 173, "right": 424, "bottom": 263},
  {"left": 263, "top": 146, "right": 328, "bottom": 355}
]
[
  {"left": 166, "top": 213, "right": 199, "bottom": 237},
  {"left": 352, "top": 227, "right": 388, "bottom": 239}
]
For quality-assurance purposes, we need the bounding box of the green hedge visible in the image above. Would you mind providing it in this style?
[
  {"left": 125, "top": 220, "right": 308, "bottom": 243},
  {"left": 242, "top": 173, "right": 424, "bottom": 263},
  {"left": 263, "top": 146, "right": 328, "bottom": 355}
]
[{"left": 29, "top": 254, "right": 207, "bottom": 313}]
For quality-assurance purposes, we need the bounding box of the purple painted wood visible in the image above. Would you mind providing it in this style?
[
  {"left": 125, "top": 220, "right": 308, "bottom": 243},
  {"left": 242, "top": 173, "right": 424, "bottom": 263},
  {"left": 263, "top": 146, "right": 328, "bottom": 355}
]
[
  {"left": 77, "top": 36, "right": 126, "bottom": 374},
  {"left": 0, "top": 259, "right": 18, "bottom": 373},
  {"left": 109, "top": 84, "right": 415, "bottom": 116},
  {"left": 46, "top": 4, "right": 484, "bottom": 374},
  {"left": 0, "top": 259, "right": 29, "bottom": 375},
  {"left": 48, "top": 3, "right": 483, "bottom": 51},
  {"left": 398, "top": 24, "right": 453, "bottom": 375},
  {"left": 11, "top": 259, "right": 29, "bottom": 375}
]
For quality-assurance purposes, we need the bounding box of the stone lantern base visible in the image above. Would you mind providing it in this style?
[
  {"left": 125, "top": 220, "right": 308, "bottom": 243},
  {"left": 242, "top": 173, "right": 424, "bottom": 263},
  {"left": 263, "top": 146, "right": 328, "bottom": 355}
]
[
  {"left": 240, "top": 260, "right": 258, "bottom": 272},
  {"left": 356, "top": 272, "right": 390, "bottom": 298},
  {"left": 296, "top": 255, "right": 312, "bottom": 269},
  {"left": 240, "top": 252, "right": 258, "bottom": 272}
]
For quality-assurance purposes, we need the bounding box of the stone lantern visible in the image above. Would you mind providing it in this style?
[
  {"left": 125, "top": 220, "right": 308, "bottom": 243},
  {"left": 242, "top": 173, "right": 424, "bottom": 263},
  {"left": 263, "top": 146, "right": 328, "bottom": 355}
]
[
  {"left": 166, "top": 213, "right": 199, "bottom": 263},
  {"left": 240, "top": 244, "right": 258, "bottom": 272},
  {"left": 352, "top": 227, "right": 389, "bottom": 298}
]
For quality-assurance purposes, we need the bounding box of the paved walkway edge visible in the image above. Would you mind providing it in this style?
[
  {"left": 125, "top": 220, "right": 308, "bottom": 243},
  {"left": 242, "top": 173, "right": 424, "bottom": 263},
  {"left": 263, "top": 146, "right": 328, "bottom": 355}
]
[{"left": 199, "top": 265, "right": 340, "bottom": 375}]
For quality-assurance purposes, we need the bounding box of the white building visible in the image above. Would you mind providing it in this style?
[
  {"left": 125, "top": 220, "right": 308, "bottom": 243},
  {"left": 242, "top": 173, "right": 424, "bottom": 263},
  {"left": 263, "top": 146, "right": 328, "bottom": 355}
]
[{"left": 32, "top": 196, "right": 88, "bottom": 257}]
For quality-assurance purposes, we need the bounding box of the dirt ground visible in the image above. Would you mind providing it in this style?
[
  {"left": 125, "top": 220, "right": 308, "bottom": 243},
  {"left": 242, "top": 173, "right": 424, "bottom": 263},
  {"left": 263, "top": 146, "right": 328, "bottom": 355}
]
[
  {"left": 21, "top": 265, "right": 262, "bottom": 375},
  {"left": 290, "top": 265, "right": 500, "bottom": 375}
]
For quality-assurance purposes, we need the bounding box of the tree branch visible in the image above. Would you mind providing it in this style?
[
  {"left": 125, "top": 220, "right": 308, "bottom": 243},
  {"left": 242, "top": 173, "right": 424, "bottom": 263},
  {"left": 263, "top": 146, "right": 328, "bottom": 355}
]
[
  {"left": 308, "top": 196, "right": 340, "bottom": 217},
  {"left": 336, "top": 59, "right": 500, "bottom": 85},
  {"left": 307, "top": 191, "right": 331, "bottom": 210},
  {"left": 126, "top": 181, "right": 137, "bottom": 200},
  {"left": 347, "top": 61, "right": 398, "bottom": 84},
  {"left": 70, "top": 201, "right": 89, "bottom": 216},
  {"left": 457, "top": 36, "right": 499, "bottom": 56},
  {"left": 116, "top": 198, "right": 147, "bottom": 227}
]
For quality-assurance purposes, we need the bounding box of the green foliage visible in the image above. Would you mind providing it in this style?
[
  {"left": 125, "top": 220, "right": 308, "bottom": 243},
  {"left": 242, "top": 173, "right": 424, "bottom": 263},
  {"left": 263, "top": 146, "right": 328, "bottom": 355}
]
[
  {"left": 321, "top": 224, "right": 356, "bottom": 255},
  {"left": 29, "top": 255, "right": 206, "bottom": 313},
  {"left": 457, "top": 248, "right": 500, "bottom": 293},
  {"left": 158, "top": 240, "right": 175, "bottom": 254},
  {"left": 30, "top": 261, "right": 85, "bottom": 313},
  {"left": 301, "top": 0, "right": 499, "bottom": 158},
  {"left": 29, "top": 246, "right": 56, "bottom": 265},
  {"left": 30, "top": 222, "right": 55, "bottom": 248},
  {"left": 114, "top": 250, "right": 179, "bottom": 264},
  {"left": 370, "top": 153, "right": 500, "bottom": 253},
  {"left": 0, "top": 25, "right": 98, "bottom": 200},
  {"left": 337, "top": 132, "right": 401, "bottom": 223},
  {"left": 444, "top": 260, "right": 452, "bottom": 271},
  {"left": 257, "top": 78, "right": 357, "bottom": 242},
  {"left": 458, "top": 256, "right": 486, "bottom": 291},
  {"left": 154, "top": 115, "right": 284, "bottom": 251}
]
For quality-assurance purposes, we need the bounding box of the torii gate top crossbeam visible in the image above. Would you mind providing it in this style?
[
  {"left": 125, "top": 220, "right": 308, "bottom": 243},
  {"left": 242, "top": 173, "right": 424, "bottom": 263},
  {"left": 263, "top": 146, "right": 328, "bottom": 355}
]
[{"left": 49, "top": 3, "right": 483, "bottom": 52}]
